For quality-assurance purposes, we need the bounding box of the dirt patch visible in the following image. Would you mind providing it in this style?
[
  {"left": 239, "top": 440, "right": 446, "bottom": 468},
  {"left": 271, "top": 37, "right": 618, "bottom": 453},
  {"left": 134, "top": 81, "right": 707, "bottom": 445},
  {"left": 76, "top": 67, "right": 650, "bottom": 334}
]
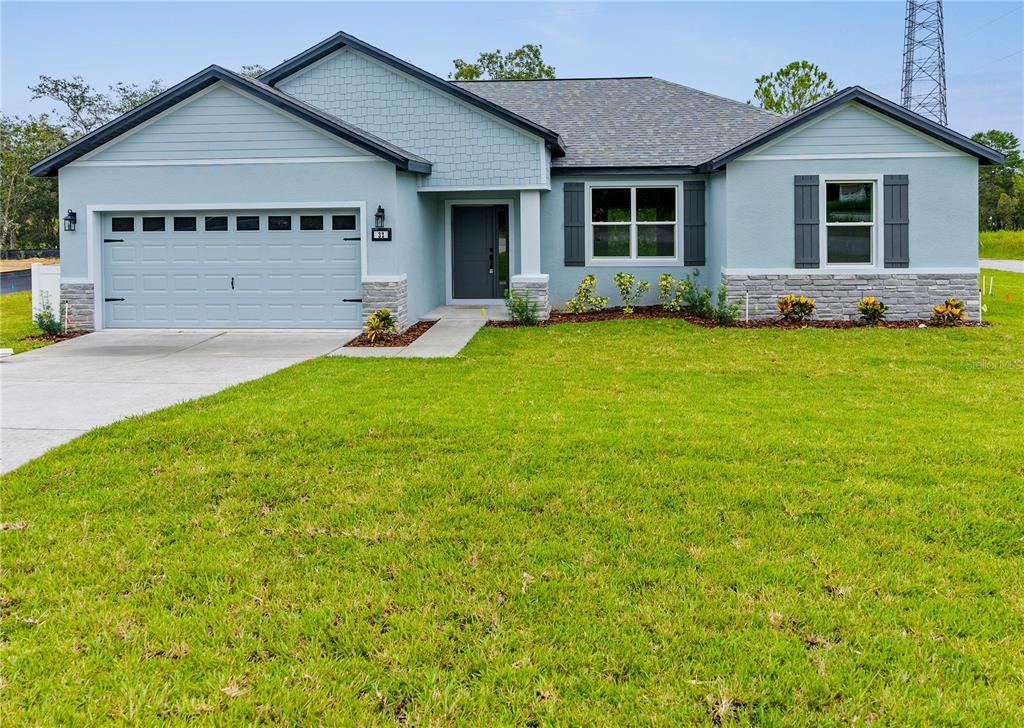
[
  {"left": 0, "top": 258, "right": 59, "bottom": 272},
  {"left": 344, "top": 319, "right": 438, "bottom": 347},
  {"left": 486, "top": 305, "right": 989, "bottom": 329},
  {"left": 20, "top": 331, "right": 89, "bottom": 345}
]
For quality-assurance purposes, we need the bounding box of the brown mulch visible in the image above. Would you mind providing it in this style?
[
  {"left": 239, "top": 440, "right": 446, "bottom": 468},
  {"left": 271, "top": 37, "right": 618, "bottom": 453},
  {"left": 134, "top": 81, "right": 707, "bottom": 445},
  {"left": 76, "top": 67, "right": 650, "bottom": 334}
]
[
  {"left": 344, "top": 319, "right": 438, "bottom": 347},
  {"left": 485, "top": 305, "right": 989, "bottom": 329},
  {"left": 20, "top": 330, "right": 89, "bottom": 345}
]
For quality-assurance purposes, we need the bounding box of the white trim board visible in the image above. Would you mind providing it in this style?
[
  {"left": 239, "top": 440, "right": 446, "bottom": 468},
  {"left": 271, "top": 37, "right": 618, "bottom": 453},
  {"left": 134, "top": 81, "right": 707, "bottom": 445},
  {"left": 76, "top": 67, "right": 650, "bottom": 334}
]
[
  {"left": 744, "top": 151, "right": 961, "bottom": 161},
  {"left": 443, "top": 198, "right": 516, "bottom": 306},
  {"left": 418, "top": 183, "right": 551, "bottom": 192},
  {"left": 721, "top": 267, "right": 978, "bottom": 276},
  {"left": 82, "top": 200, "right": 368, "bottom": 330},
  {"left": 72, "top": 157, "right": 388, "bottom": 168}
]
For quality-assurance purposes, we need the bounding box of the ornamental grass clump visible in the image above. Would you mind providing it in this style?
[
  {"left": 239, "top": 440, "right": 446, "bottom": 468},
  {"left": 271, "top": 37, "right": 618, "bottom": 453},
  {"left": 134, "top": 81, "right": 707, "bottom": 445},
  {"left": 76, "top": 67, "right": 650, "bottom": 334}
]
[
  {"left": 777, "top": 294, "right": 816, "bottom": 322},
  {"left": 931, "top": 298, "right": 966, "bottom": 324},
  {"left": 566, "top": 274, "right": 608, "bottom": 313},
  {"left": 612, "top": 272, "right": 651, "bottom": 314},
  {"left": 857, "top": 296, "right": 888, "bottom": 325},
  {"left": 364, "top": 308, "right": 399, "bottom": 342}
]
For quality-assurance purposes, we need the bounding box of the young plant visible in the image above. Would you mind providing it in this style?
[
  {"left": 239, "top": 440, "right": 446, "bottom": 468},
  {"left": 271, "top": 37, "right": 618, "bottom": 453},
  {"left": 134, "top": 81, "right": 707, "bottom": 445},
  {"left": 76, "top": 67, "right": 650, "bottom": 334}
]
[
  {"left": 33, "top": 293, "right": 63, "bottom": 336},
  {"left": 657, "top": 273, "right": 693, "bottom": 311},
  {"left": 857, "top": 296, "right": 888, "bottom": 325},
  {"left": 777, "top": 294, "right": 816, "bottom": 322},
  {"left": 364, "top": 308, "right": 399, "bottom": 342},
  {"left": 504, "top": 288, "right": 539, "bottom": 326},
  {"left": 709, "top": 285, "right": 741, "bottom": 324},
  {"left": 676, "top": 270, "right": 711, "bottom": 316},
  {"left": 565, "top": 274, "right": 608, "bottom": 314},
  {"left": 612, "top": 272, "right": 651, "bottom": 314},
  {"left": 931, "top": 298, "right": 966, "bottom": 324}
]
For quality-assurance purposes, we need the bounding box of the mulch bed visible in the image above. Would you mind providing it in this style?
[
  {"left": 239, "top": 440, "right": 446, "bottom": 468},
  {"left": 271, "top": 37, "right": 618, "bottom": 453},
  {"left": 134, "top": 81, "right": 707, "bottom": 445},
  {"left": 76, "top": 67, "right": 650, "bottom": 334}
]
[
  {"left": 486, "top": 305, "right": 988, "bottom": 329},
  {"left": 344, "top": 319, "right": 438, "bottom": 347},
  {"left": 20, "top": 330, "right": 89, "bottom": 345}
]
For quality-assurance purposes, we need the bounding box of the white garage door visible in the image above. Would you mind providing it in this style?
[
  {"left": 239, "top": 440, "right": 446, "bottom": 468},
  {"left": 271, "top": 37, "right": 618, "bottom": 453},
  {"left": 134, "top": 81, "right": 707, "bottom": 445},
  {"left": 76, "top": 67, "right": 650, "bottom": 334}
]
[{"left": 101, "top": 209, "right": 361, "bottom": 328}]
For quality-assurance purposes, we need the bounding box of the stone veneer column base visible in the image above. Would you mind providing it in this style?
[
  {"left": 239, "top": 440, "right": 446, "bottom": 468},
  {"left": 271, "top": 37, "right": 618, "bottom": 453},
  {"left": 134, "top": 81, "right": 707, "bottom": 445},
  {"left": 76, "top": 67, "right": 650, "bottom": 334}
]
[
  {"left": 362, "top": 277, "right": 408, "bottom": 330},
  {"left": 721, "top": 272, "right": 979, "bottom": 321},
  {"left": 60, "top": 283, "right": 95, "bottom": 331},
  {"left": 510, "top": 274, "right": 550, "bottom": 320}
]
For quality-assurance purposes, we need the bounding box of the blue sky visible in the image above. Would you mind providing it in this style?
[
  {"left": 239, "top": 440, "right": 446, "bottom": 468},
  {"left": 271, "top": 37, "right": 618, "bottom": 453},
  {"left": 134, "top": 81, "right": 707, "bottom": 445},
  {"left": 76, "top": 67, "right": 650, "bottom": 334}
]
[{"left": 2, "top": 1, "right": 1021, "bottom": 138}]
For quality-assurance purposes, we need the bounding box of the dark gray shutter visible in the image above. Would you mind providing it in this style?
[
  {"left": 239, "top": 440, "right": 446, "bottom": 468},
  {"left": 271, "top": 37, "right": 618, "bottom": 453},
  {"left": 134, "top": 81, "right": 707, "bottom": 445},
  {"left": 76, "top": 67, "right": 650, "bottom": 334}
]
[
  {"left": 794, "top": 175, "right": 820, "bottom": 268},
  {"left": 563, "top": 182, "right": 585, "bottom": 266},
  {"left": 683, "top": 181, "right": 706, "bottom": 266},
  {"left": 883, "top": 174, "right": 909, "bottom": 268}
]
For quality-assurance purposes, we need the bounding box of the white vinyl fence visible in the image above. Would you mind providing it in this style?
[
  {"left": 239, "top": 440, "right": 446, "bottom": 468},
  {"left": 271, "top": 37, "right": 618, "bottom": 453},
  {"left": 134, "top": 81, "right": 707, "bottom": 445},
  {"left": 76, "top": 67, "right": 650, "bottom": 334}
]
[{"left": 31, "top": 263, "right": 61, "bottom": 318}]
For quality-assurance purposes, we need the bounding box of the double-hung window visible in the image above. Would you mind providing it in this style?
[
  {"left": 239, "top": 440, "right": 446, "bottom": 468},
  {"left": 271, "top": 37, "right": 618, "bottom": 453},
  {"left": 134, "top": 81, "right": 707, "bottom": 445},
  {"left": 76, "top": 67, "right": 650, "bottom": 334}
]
[
  {"left": 824, "top": 180, "right": 874, "bottom": 265},
  {"left": 591, "top": 186, "right": 677, "bottom": 261}
]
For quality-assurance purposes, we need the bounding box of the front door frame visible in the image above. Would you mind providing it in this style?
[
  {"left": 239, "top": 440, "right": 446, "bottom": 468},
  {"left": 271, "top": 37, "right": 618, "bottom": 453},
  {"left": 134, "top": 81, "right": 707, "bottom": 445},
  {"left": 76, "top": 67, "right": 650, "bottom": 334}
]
[{"left": 444, "top": 198, "right": 515, "bottom": 305}]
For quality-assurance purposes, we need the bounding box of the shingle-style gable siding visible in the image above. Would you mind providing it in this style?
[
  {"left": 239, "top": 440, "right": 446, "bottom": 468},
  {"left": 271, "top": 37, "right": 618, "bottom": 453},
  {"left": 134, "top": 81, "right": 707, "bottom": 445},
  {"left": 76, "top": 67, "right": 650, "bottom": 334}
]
[
  {"left": 746, "top": 103, "right": 961, "bottom": 158},
  {"left": 278, "top": 49, "right": 546, "bottom": 188},
  {"left": 86, "top": 84, "right": 370, "bottom": 162}
]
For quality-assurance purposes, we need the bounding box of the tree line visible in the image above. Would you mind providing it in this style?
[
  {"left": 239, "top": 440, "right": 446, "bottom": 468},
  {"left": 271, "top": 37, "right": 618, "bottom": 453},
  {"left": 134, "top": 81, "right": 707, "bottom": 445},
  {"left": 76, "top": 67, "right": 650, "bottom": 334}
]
[{"left": 1, "top": 50, "right": 1019, "bottom": 250}]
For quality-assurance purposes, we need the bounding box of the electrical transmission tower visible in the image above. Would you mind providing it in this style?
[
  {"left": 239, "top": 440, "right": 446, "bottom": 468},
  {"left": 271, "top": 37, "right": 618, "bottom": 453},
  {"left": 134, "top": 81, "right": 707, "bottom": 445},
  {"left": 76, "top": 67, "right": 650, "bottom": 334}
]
[{"left": 901, "top": 0, "right": 948, "bottom": 125}]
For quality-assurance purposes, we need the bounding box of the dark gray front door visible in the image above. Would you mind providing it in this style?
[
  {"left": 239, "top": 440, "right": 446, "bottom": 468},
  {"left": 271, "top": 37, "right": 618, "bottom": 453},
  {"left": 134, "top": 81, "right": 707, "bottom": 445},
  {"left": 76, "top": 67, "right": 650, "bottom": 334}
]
[{"left": 452, "top": 205, "right": 508, "bottom": 299}]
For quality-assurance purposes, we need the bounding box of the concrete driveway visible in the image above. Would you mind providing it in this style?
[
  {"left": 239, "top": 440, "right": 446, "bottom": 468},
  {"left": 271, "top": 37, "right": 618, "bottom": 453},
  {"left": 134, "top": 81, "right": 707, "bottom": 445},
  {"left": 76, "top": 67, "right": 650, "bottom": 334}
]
[{"left": 1, "top": 329, "right": 357, "bottom": 473}]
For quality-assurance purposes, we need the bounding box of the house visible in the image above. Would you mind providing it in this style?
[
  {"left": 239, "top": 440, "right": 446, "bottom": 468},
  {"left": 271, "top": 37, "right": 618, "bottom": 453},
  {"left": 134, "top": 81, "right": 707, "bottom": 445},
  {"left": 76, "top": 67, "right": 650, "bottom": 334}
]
[{"left": 31, "top": 31, "right": 1004, "bottom": 330}]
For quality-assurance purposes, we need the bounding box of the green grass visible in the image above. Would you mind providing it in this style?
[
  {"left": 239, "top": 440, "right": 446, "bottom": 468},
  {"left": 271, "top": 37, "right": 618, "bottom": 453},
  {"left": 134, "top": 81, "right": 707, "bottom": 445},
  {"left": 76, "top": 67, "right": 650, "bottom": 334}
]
[
  {"left": 3, "top": 271, "right": 1023, "bottom": 725},
  {"left": 979, "top": 229, "right": 1024, "bottom": 260},
  {"left": 0, "top": 291, "right": 45, "bottom": 353}
]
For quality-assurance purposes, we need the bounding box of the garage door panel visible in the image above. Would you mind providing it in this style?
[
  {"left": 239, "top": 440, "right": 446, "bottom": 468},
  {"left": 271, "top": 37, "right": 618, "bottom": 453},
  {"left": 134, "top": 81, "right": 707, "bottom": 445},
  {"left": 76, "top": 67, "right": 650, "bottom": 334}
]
[{"left": 102, "top": 209, "right": 361, "bottom": 328}]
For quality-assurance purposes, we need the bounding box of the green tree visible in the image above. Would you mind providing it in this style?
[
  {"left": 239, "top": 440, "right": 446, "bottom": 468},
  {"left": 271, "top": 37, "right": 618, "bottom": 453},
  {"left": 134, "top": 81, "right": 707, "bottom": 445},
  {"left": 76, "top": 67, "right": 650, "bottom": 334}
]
[
  {"left": 0, "top": 114, "right": 67, "bottom": 249},
  {"left": 239, "top": 64, "right": 268, "bottom": 78},
  {"left": 971, "top": 130, "right": 1022, "bottom": 230},
  {"left": 451, "top": 44, "right": 554, "bottom": 81},
  {"left": 753, "top": 61, "right": 837, "bottom": 115},
  {"left": 29, "top": 75, "right": 166, "bottom": 138}
]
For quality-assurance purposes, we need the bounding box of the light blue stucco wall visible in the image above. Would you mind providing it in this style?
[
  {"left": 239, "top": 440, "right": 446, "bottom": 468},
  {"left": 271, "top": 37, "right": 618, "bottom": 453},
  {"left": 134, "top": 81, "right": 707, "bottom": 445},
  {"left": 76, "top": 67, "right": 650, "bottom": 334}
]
[
  {"left": 88, "top": 84, "right": 370, "bottom": 161},
  {"left": 705, "top": 172, "right": 727, "bottom": 289},
  {"left": 540, "top": 177, "right": 713, "bottom": 309},
  {"left": 58, "top": 160, "right": 400, "bottom": 279},
  {"left": 395, "top": 174, "right": 444, "bottom": 322},
  {"left": 277, "top": 48, "right": 547, "bottom": 188},
  {"left": 725, "top": 156, "right": 979, "bottom": 269}
]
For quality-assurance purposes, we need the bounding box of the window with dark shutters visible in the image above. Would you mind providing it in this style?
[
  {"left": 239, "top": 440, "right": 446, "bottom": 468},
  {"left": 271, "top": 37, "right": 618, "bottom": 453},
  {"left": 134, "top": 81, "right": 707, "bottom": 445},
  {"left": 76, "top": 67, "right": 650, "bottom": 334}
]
[
  {"left": 883, "top": 175, "right": 909, "bottom": 268},
  {"left": 563, "top": 182, "right": 585, "bottom": 266},
  {"left": 683, "top": 181, "right": 706, "bottom": 266}
]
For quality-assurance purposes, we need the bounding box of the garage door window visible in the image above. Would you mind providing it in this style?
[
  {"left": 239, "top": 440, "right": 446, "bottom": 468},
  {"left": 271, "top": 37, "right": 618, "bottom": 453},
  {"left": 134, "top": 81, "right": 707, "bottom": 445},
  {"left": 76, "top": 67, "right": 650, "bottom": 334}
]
[
  {"left": 204, "top": 216, "right": 228, "bottom": 232},
  {"left": 173, "top": 216, "right": 196, "bottom": 232},
  {"left": 111, "top": 217, "right": 134, "bottom": 232},
  {"left": 300, "top": 215, "right": 324, "bottom": 231},
  {"left": 332, "top": 215, "right": 356, "bottom": 230},
  {"left": 269, "top": 215, "right": 292, "bottom": 231},
  {"left": 236, "top": 215, "right": 260, "bottom": 231},
  {"left": 142, "top": 217, "right": 165, "bottom": 232}
]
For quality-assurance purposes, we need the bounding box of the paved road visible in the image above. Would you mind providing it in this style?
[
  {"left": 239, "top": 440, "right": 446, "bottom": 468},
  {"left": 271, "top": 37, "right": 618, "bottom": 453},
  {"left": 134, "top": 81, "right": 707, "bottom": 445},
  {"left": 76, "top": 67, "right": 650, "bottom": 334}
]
[
  {"left": 980, "top": 259, "right": 1024, "bottom": 273},
  {"left": 0, "top": 329, "right": 357, "bottom": 472}
]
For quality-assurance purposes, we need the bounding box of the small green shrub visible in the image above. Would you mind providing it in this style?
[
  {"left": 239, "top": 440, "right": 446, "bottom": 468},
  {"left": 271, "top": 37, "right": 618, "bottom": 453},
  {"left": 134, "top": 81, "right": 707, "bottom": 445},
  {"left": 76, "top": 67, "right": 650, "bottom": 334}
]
[
  {"left": 931, "top": 298, "right": 966, "bottom": 324},
  {"left": 857, "top": 296, "right": 888, "bottom": 325},
  {"left": 777, "top": 294, "right": 816, "bottom": 322},
  {"left": 504, "top": 289, "right": 539, "bottom": 326},
  {"left": 709, "top": 285, "right": 741, "bottom": 324},
  {"left": 33, "top": 293, "right": 62, "bottom": 335},
  {"left": 612, "top": 272, "right": 651, "bottom": 314},
  {"left": 681, "top": 272, "right": 713, "bottom": 317},
  {"left": 657, "top": 273, "right": 694, "bottom": 311},
  {"left": 566, "top": 275, "right": 608, "bottom": 314},
  {"left": 364, "top": 308, "right": 399, "bottom": 342}
]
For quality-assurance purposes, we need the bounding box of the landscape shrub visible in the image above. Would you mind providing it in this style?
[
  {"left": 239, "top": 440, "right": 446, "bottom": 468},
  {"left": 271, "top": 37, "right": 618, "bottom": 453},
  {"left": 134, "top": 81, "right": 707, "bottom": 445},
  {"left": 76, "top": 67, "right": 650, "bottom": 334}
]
[
  {"left": 680, "top": 271, "right": 713, "bottom": 316},
  {"left": 566, "top": 274, "right": 608, "bottom": 313},
  {"left": 504, "top": 288, "right": 539, "bottom": 325},
  {"left": 857, "top": 296, "right": 888, "bottom": 325},
  {"left": 364, "top": 308, "right": 399, "bottom": 342},
  {"left": 931, "top": 298, "right": 966, "bottom": 324},
  {"left": 709, "top": 285, "right": 742, "bottom": 324},
  {"left": 33, "top": 293, "right": 62, "bottom": 335},
  {"left": 777, "top": 294, "right": 816, "bottom": 322},
  {"left": 612, "top": 272, "right": 651, "bottom": 314},
  {"left": 657, "top": 273, "right": 693, "bottom": 311}
]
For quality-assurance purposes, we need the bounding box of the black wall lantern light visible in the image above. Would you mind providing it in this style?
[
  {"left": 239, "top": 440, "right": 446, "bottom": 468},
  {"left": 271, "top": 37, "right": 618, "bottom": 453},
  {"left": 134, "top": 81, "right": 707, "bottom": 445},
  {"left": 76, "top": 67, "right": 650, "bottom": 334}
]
[
  {"left": 374, "top": 205, "right": 386, "bottom": 228},
  {"left": 63, "top": 209, "right": 77, "bottom": 232}
]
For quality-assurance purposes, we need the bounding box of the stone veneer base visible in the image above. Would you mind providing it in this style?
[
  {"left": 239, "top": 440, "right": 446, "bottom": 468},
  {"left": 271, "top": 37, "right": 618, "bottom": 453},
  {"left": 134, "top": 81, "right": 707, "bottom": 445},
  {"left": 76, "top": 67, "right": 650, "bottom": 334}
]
[
  {"left": 510, "top": 275, "right": 551, "bottom": 320},
  {"left": 721, "top": 272, "right": 979, "bottom": 321},
  {"left": 60, "top": 283, "right": 95, "bottom": 331},
  {"left": 362, "top": 278, "right": 409, "bottom": 330}
]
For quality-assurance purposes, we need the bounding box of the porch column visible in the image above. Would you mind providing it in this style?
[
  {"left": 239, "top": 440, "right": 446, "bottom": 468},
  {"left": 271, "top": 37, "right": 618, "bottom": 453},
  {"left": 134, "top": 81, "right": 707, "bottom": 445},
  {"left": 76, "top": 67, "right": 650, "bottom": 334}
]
[{"left": 511, "top": 190, "right": 550, "bottom": 318}]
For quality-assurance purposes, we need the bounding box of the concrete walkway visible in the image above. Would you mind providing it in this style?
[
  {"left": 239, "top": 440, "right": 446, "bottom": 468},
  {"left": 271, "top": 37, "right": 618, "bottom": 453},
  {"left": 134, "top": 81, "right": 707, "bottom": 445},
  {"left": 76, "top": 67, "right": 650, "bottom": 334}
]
[
  {"left": 332, "top": 305, "right": 498, "bottom": 359},
  {"left": 980, "top": 259, "right": 1024, "bottom": 273},
  {"left": 1, "top": 329, "right": 357, "bottom": 472}
]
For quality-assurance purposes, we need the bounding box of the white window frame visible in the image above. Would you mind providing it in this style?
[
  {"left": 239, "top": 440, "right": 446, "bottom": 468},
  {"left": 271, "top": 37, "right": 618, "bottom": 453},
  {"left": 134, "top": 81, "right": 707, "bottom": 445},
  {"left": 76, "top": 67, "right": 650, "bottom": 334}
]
[
  {"left": 820, "top": 176, "right": 882, "bottom": 269},
  {"left": 585, "top": 182, "right": 680, "bottom": 266}
]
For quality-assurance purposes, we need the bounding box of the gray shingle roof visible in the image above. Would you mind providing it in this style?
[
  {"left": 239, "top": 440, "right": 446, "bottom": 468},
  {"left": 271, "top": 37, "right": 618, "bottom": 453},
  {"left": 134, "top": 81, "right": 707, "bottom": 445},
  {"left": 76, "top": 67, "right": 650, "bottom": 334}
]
[{"left": 454, "top": 77, "right": 783, "bottom": 169}]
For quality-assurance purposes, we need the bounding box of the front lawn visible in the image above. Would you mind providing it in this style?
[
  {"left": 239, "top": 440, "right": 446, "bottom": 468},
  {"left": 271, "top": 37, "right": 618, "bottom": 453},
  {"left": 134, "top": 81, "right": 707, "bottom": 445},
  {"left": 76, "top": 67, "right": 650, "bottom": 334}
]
[
  {"left": 979, "top": 229, "right": 1024, "bottom": 259},
  {"left": 3, "top": 272, "right": 1023, "bottom": 724},
  {"left": 0, "top": 291, "right": 45, "bottom": 353}
]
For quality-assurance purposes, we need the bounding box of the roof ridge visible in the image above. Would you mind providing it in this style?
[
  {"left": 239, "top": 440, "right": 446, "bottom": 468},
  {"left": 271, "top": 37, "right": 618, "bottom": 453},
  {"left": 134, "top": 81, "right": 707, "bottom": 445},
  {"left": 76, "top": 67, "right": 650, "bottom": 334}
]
[
  {"left": 649, "top": 76, "right": 785, "bottom": 118},
  {"left": 455, "top": 76, "right": 654, "bottom": 82}
]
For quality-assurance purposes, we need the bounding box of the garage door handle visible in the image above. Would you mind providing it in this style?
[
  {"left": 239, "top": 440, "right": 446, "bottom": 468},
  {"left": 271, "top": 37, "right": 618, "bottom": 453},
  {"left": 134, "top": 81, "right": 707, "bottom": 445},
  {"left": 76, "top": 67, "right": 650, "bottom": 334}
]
[
  {"left": 342, "top": 298, "right": 362, "bottom": 303},
  {"left": 104, "top": 297, "right": 125, "bottom": 302},
  {"left": 231, "top": 276, "right": 234, "bottom": 290},
  {"left": 343, "top": 236, "right": 360, "bottom": 241},
  {"left": 103, "top": 238, "right": 124, "bottom": 243}
]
